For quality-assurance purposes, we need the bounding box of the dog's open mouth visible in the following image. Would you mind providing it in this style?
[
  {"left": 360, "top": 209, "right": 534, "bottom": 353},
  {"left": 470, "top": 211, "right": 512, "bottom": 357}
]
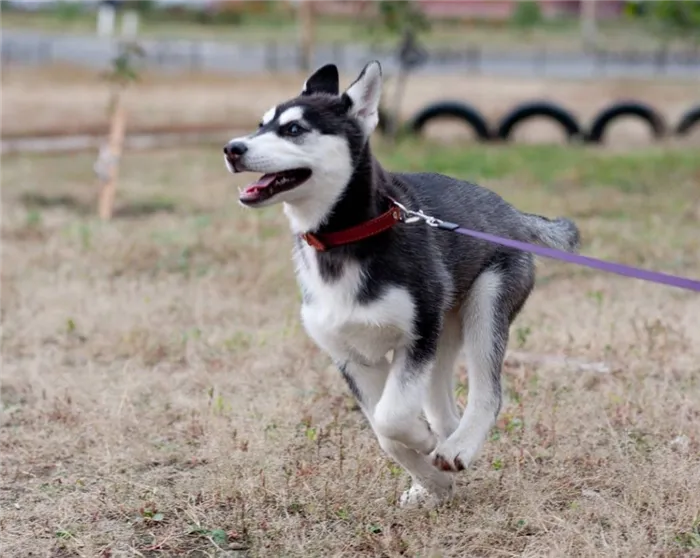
[{"left": 239, "top": 168, "right": 312, "bottom": 205}]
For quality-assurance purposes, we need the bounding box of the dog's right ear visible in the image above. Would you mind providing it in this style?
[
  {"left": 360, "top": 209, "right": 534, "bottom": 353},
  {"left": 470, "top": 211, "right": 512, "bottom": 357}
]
[{"left": 301, "top": 64, "right": 339, "bottom": 96}]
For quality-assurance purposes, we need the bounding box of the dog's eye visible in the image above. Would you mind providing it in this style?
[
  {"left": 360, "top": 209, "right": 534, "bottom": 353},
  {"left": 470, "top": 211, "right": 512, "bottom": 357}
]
[{"left": 282, "top": 122, "right": 304, "bottom": 137}]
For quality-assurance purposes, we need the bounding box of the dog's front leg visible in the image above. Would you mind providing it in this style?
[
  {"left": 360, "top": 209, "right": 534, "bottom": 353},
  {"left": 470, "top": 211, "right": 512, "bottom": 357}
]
[
  {"left": 339, "top": 357, "right": 454, "bottom": 507},
  {"left": 372, "top": 342, "right": 439, "bottom": 455}
]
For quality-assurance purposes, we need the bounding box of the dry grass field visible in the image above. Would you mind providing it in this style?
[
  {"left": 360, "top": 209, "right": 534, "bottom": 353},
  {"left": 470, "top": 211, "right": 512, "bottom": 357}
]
[
  {"left": 1, "top": 139, "right": 699, "bottom": 557},
  {"left": 2, "top": 66, "right": 699, "bottom": 147}
]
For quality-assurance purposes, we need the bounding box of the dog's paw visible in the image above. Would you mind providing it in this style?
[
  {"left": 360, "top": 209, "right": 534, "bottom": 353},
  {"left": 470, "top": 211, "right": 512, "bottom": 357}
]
[
  {"left": 398, "top": 481, "right": 453, "bottom": 509},
  {"left": 431, "top": 442, "right": 468, "bottom": 473},
  {"left": 399, "top": 483, "right": 432, "bottom": 508}
]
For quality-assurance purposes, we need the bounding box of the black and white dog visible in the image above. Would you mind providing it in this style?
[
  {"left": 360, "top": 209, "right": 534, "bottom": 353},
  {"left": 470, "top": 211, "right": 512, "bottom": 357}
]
[{"left": 224, "top": 61, "right": 580, "bottom": 507}]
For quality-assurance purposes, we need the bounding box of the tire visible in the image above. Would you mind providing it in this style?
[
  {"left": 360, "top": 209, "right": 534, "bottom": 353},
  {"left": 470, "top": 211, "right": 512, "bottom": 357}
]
[
  {"left": 675, "top": 105, "right": 700, "bottom": 136},
  {"left": 586, "top": 101, "right": 666, "bottom": 143},
  {"left": 496, "top": 101, "right": 582, "bottom": 142},
  {"left": 408, "top": 101, "right": 491, "bottom": 141}
]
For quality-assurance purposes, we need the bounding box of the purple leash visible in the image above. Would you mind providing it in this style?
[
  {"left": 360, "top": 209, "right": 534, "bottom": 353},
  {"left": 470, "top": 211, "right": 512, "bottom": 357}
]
[{"left": 391, "top": 200, "right": 700, "bottom": 293}]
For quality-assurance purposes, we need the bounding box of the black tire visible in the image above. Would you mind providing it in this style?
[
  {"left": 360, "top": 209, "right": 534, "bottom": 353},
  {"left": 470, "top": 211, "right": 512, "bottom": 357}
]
[
  {"left": 408, "top": 101, "right": 491, "bottom": 141},
  {"left": 586, "top": 101, "right": 666, "bottom": 143},
  {"left": 496, "top": 101, "right": 582, "bottom": 142},
  {"left": 675, "top": 105, "right": 700, "bottom": 136}
]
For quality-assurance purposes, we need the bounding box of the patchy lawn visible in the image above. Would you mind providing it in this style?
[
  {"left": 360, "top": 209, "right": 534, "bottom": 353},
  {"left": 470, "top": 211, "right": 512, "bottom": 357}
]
[{"left": 1, "top": 142, "right": 699, "bottom": 557}]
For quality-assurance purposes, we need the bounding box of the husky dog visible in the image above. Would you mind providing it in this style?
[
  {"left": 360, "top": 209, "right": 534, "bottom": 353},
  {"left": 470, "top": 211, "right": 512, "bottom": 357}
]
[{"left": 224, "top": 61, "right": 580, "bottom": 507}]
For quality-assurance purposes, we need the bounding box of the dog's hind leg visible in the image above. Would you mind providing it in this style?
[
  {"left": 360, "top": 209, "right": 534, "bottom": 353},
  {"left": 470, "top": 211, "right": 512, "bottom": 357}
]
[
  {"left": 431, "top": 255, "right": 534, "bottom": 473},
  {"left": 423, "top": 311, "right": 462, "bottom": 441},
  {"left": 339, "top": 358, "right": 454, "bottom": 507}
]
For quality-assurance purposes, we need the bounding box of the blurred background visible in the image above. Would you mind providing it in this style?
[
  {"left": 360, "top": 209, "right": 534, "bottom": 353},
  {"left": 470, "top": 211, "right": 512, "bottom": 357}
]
[
  {"left": 2, "top": 0, "right": 700, "bottom": 148},
  {"left": 2, "top": 3, "right": 700, "bottom": 557}
]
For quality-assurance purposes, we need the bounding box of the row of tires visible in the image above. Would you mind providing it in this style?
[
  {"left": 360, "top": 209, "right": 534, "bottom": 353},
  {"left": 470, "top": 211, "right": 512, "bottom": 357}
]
[{"left": 378, "top": 101, "right": 700, "bottom": 142}]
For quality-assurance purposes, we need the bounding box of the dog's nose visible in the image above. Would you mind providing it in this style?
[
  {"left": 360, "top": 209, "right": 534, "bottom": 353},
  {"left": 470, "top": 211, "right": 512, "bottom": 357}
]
[{"left": 224, "top": 141, "right": 248, "bottom": 159}]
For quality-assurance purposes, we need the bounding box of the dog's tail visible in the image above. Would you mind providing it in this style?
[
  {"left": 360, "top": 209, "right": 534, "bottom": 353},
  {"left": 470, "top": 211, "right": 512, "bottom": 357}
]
[{"left": 520, "top": 212, "right": 580, "bottom": 253}]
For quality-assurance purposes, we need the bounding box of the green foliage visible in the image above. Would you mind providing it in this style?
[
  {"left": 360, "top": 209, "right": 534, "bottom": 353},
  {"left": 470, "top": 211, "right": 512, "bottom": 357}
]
[
  {"left": 132, "top": 0, "right": 157, "bottom": 16},
  {"left": 50, "top": 1, "right": 84, "bottom": 21},
  {"left": 103, "top": 42, "right": 145, "bottom": 89},
  {"left": 152, "top": 3, "right": 244, "bottom": 26},
  {"left": 624, "top": 0, "right": 643, "bottom": 16},
  {"left": 675, "top": 515, "right": 700, "bottom": 549},
  {"left": 188, "top": 527, "right": 229, "bottom": 548},
  {"left": 511, "top": 0, "right": 542, "bottom": 29},
  {"left": 516, "top": 325, "right": 532, "bottom": 348},
  {"left": 370, "top": 0, "right": 430, "bottom": 38},
  {"left": 625, "top": 1, "right": 700, "bottom": 43}
]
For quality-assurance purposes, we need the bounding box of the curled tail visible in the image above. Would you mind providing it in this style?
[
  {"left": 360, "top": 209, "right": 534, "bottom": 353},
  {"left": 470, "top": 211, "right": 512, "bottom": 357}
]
[{"left": 521, "top": 212, "right": 580, "bottom": 252}]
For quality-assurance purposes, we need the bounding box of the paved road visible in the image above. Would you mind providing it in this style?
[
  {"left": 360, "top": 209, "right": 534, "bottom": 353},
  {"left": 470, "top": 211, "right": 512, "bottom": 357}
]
[{"left": 3, "top": 30, "right": 700, "bottom": 80}]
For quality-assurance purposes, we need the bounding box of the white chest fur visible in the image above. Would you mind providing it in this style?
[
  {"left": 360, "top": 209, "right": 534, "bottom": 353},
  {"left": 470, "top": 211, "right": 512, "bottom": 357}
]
[{"left": 294, "top": 245, "right": 416, "bottom": 364}]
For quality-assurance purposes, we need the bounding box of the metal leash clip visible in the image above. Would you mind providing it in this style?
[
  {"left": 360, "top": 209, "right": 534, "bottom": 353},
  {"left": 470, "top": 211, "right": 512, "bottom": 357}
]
[
  {"left": 390, "top": 198, "right": 461, "bottom": 232},
  {"left": 390, "top": 199, "right": 444, "bottom": 228}
]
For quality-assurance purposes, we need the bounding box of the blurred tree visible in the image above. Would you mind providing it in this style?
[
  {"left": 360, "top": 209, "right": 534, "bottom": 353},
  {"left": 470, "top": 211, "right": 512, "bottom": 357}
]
[
  {"left": 625, "top": 1, "right": 700, "bottom": 46},
  {"left": 103, "top": 41, "right": 144, "bottom": 93},
  {"left": 130, "top": 0, "right": 155, "bottom": 16},
  {"left": 511, "top": 0, "right": 542, "bottom": 31},
  {"left": 363, "top": 1, "right": 430, "bottom": 143},
  {"left": 368, "top": 0, "right": 430, "bottom": 40}
]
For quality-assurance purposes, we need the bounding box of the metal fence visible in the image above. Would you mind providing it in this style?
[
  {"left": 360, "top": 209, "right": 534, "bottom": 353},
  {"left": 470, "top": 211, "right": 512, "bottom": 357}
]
[{"left": 2, "top": 31, "right": 700, "bottom": 80}]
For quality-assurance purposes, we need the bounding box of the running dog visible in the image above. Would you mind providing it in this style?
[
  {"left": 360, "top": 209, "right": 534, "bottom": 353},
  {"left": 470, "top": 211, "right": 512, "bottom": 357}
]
[{"left": 223, "top": 61, "right": 580, "bottom": 507}]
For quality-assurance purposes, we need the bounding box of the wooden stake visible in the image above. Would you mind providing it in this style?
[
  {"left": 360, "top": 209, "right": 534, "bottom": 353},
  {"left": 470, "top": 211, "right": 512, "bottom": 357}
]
[
  {"left": 298, "top": 0, "right": 315, "bottom": 72},
  {"left": 97, "top": 93, "right": 127, "bottom": 221}
]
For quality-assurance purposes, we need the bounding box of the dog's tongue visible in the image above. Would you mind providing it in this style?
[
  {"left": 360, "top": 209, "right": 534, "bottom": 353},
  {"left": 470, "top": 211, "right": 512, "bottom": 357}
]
[{"left": 239, "top": 173, "right": 277, "bottom": 202}]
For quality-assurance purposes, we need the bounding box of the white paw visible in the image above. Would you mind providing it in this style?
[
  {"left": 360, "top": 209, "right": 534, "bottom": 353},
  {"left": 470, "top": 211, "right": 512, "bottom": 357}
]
[
  {"left": 399, "top": 483, "right": 433, "bottom": 508},
  {"left": 398, "top": 481, "right": 453, "bottom": 509}
]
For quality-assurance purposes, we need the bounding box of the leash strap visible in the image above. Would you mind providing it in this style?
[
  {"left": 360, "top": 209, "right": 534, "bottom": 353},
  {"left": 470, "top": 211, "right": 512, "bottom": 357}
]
[{"left": 390, "top": 200, "right": 700, "bottom": 293}]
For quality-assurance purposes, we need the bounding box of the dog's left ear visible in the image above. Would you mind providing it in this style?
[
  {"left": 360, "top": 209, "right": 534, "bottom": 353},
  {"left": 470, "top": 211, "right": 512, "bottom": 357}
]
[
  {"left": 301, "top": 63, "right": 339, "bottom": 96},
  {"left": 341, "top": 61, "right": 382, "bottom": 136}
]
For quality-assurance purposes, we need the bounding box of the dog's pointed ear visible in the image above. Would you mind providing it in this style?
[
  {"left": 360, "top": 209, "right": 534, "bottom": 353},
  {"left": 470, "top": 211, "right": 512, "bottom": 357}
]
[
  {"left": 341, "top": 61, "right": 382, "bottom": 136},
  {"left": 301, "top": 63, "right": 339, "bottom": 96}
]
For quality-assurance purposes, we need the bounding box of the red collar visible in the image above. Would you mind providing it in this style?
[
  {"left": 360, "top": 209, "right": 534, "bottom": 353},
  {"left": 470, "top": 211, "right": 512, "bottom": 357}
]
[{"left": 300, "top": 204, "right": 402, "bottom": 252}]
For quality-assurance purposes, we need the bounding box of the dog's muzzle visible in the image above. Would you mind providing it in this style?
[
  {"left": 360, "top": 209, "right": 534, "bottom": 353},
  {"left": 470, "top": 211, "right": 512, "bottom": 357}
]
[{"left": 223, "top": 141, "right": 248, "bottom": 172}]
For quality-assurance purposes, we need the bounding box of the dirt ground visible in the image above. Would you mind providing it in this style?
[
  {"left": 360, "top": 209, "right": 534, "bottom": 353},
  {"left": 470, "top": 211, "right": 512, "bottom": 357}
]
[
  {"left": 1, "top": 141, "right": 699, "bottom": 557},
  {"left": 2, "top": 65, "right": 699, "bottom": 147}
]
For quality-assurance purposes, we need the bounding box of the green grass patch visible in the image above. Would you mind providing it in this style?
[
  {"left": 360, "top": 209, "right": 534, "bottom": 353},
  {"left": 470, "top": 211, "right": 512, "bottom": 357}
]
[
  {"left": 377, "top": 141, "right": 700, "bottom": 193},
  {"left": 2, "top": 142, "right": 698, "bottom": 205}
]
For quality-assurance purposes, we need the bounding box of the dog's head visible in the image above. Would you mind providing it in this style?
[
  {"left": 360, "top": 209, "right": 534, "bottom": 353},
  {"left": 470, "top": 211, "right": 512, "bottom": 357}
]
[{"left": 224, "top": 61, "right": 383, "bottom": 226}]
